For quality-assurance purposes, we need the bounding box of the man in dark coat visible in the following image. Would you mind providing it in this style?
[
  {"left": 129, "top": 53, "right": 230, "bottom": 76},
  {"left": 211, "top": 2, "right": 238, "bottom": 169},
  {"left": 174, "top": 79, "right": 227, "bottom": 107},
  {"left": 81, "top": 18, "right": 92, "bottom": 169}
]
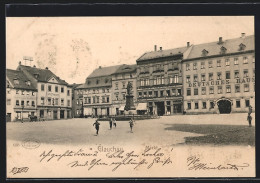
[
  {"left": 247, "top": 114, "right": 252, "bottom": 127},
  {"left": 93, "top": 120, "right": 100, "bottom": 135},
  {"left": 109, "top": 118, "right": 113, "bottom": 129}
]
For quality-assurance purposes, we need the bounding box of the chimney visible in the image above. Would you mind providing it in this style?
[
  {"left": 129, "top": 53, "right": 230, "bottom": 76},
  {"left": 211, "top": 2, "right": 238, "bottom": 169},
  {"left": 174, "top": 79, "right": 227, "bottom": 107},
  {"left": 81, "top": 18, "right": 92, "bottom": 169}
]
[
  {"left": 154, "top": 45, "right": 157, "bottom": 51},
  {"left": 33, "top": 65, "right": 36, "bottom": 68},
  {"left": 160, "top": 47, "right": 162, "bottom": 51},
  {"left": 218, "top": 37, "right": 223, "bottom": 44},
  {"left": 241, "top": 33, "right": 246, "bottom": 38},
  {"left": 187, "top": 42, "right": 190, "bottom": 47},
  {"left": 45, "top": 67, "right": 48, "bottom": 70}
]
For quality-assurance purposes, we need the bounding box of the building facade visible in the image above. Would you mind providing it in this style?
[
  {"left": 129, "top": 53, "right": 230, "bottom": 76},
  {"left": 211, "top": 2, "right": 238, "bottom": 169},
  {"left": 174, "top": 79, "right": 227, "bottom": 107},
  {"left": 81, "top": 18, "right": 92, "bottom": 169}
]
[
  {"left": 6, "top": 69, "right": 37, "bottom": 122},
  {"left": 69, "top": 83, "right": 83, "bottom": 118},
  {"left": 78, "top": 65, "right": 122, "bottom": 117},
  {"left": 136, "top": 45, "right": 192, "bottom": 116},
  {"left": 17, "top": 64, "right": 73, "bottom": 120},
  {"left": 182, "top": 34, "right": 255, "bottom": 114},
  {"left": 111, "top": 64, "right": 137, "bottom": 115}
]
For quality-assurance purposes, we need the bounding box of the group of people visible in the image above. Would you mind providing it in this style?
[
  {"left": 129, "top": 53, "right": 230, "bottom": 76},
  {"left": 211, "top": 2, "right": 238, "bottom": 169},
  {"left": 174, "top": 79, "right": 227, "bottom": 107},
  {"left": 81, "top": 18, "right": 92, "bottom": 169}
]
[{"left": 93, "top": 118, "right": 135, "bottom": 135}]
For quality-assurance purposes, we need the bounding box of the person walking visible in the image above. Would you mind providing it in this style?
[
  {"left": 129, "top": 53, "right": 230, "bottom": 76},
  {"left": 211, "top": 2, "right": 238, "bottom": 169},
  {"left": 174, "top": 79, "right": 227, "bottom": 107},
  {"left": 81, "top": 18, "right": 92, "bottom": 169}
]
[
  {"left": 249, "top": 105, "right": 253, "bottom": 115},
  {"left": 93, "top": 120, "right": 100, "bottom": 135},
  {"left": 247, "top": 114, "right": 252, "bottom": 127},
  {"left": 109, "top": 118, "right": 113, "bottom": 130},
  {"left": 129, "top": 118, "right": 134, "bottom": 132},
  {"left": 113, "top": 118, "right": 117, "bottom": 128}
]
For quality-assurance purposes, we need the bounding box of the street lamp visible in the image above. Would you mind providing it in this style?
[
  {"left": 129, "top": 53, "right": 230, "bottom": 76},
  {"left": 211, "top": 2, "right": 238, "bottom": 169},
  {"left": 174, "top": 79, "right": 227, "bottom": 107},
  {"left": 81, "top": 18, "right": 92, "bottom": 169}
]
[{"left": 21, "top": 103, "right": 24, "bottom": 123}]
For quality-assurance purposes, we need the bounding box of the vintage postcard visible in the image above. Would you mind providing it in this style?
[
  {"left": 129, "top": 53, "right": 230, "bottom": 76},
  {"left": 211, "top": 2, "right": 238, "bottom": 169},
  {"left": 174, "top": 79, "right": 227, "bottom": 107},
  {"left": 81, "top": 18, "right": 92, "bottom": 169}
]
[{"left": 6, "top": 16, "right": 255, "bottom": 178}]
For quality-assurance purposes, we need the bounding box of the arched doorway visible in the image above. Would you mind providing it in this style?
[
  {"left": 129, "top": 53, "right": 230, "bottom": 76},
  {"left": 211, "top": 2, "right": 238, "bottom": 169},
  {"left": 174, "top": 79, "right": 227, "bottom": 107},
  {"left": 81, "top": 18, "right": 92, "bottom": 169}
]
[{"left": 216, "top": 98, "right": 232, "bottom": 114}]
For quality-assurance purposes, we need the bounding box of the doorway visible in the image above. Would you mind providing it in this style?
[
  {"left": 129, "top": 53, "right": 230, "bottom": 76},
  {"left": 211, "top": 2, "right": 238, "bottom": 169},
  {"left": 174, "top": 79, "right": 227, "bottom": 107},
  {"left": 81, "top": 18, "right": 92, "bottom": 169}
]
[
  {"left": 107, "top": 108, "right": 110, "bottom": 116},
  {"left": 217, "top": 99, "right": 231, "bottom": 114},
  {"left": 60, "top": 110, "right": 64, "bottom": 119},
  {"left": 173, "top": 104, "right": 182, "bottom": 113},
  {"left": 53, "top": 110, "right": 58, "bottom": 119},
  {"left": 155, "top": 102, "right": 165, "bottom": 116},
  {"left": 6, "top": 113, "right": 11, "bottom": 122}
]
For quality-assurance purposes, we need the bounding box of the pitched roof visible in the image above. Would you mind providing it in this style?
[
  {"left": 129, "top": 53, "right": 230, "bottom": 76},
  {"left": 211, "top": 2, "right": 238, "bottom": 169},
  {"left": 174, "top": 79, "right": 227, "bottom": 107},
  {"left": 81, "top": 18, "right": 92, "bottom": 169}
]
[
  {"left": 87, "top": 64, "right": 123, "bottom": 78},
  {"left": 6, "top": 69, "right": 37, "bottom": 90},
  {"left": 113, "top": 64, "right": 137, "bottom": 74},
  {"left": 68, "top": 83, "right": 83, "bottom": 89},
  {"left": 17, "top": 65, "right": 68, "bottom": 85},
  {"left": 137, "top": 46, "right": 189, "bottom": 61},
  {"left": 186, "top": 35, "right": 254, "bottom": 60}
]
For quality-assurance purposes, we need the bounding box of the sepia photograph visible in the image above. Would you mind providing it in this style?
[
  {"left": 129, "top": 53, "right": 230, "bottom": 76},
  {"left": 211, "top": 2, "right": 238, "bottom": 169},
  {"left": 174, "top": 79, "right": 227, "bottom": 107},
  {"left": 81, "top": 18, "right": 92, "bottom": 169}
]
[{"left": 6, "top": 15, "right": 255, "bottom": 178}]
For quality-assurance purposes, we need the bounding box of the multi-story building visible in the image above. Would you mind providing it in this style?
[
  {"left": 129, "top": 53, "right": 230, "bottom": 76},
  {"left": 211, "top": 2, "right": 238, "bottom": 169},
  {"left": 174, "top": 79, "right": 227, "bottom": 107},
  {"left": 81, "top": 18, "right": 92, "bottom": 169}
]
[
  {"left": 111, "top": 64, "right": 137, "bottom": 115},
  {"left": 6, "top": 69, "right": 37, "bottom": 122},
  {"left": 182, "top": 34, "right": 255, "bottom": 114},
  {"left": 136, "top": 44, "right": 192, "bottom": 116},
  {"left": 69, "top": 83, "right": 83, "bottom": 118},
  {"left": 17, "top": 63, "right": 73, "bottom": 120},
  {"left": 78, "top": 65, "right": 122, "bottom": 117}
]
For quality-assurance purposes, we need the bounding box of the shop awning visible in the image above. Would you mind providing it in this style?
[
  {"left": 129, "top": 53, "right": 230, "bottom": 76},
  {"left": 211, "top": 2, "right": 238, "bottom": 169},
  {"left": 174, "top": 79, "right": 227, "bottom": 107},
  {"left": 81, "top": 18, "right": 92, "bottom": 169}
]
[
  {"left": 136, "top": 103, "right": 147, "bottom": 111},
  {"left": 119, "top": 106, "right": 125, "bottom": 111}
]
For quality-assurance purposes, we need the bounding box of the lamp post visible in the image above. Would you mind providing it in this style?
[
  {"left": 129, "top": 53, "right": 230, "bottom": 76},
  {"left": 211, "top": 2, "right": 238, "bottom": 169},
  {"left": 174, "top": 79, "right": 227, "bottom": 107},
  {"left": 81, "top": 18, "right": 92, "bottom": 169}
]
[{"left": 21, "top": 103, "right": 24, "bottom": 123}]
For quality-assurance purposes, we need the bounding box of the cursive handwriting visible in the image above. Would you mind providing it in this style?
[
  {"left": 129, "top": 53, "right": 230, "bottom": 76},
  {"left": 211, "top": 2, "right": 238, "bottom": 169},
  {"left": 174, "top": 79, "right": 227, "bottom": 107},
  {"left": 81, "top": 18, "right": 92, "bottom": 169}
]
[
  {"left": 39, "top": 149, "right": 98, "bottom": 162},
  {"left": 10, "top": 167, "right": 29, "bottom": 175},
  {"left": 187, "top": 156, "right": 250, "bottom": 171}
]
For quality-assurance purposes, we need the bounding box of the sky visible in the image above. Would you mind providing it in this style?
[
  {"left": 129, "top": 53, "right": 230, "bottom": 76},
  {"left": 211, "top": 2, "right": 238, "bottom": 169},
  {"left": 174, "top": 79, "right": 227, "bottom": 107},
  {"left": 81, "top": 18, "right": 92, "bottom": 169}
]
[{"left": 6, "top": 16, "right": 254, "bottom": 84}]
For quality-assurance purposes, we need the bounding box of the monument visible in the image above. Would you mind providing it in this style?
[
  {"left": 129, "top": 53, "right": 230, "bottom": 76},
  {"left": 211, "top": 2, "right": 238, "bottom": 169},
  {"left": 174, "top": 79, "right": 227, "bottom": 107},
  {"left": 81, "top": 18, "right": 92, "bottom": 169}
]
[{"left": 124, "top": 82, "right": 136, "bottom": 111}]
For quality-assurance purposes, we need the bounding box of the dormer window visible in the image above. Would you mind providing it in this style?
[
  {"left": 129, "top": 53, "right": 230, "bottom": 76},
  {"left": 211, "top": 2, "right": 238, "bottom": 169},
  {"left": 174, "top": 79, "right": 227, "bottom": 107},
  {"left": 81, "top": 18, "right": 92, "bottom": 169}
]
[
  {"left": 13, "top": 78, "right": 19, "bottom": 85},
  {"left": 105, "top": 79, "right": 109, "bottom": 83},
  {"left": 34, "top": 73, "right": 39, "bottom": 79},
  {"left": 87, "top": 81, "right": 91, "bottom": 85},
  {"left": 201, "top": 49, "right": 209, "bottom": 57},
  {"left": 26, "top": 81, "right": 31, "bottom": 86},
  {"left": 220, "top": 46, "right": 227, "bottom": 54},
  {"left": 239, "top": 43, "right": 246, "bottom": 51},
  {"left": 96, "top": 80, "right": 99, "bottom": 85}
]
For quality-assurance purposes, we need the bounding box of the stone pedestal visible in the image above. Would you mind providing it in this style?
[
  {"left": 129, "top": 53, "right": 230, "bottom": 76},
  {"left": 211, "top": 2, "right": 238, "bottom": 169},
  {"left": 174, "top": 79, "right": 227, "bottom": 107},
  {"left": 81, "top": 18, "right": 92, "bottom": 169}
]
[{"left": 124, "top": 95, "right": 136, "bottom": 111}]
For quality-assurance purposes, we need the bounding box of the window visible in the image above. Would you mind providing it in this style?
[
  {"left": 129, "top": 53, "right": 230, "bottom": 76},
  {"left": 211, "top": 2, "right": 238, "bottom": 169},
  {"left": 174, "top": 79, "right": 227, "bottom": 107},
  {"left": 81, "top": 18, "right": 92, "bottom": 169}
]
[
  {"left": 54, "top": 86, "right": 58, "bottom": 92},
  {"left": 187, "top": 102, "right": 191, "bottom": 110},
  {"left": 160, "top": 91, "right": 164, "bottom": 97},
  {"left": 16, "top": 90, "right": 19, "bottom": 94},
  {"left": 16, "top": 100, "right": 19, "bottom": 106},
  {"left": 194, "top": 88, "right": 198, "bottom": 95},
  {"left": 217, "top": 60, "right": 221, "bottom": 67},
  {"left": 208, "top": 61, "right": 213, "bottom": 68},
  {"left": 96, "top": 79, "right": 99, "bottom": 84},
  {"left": 26, "top": 81, "right": 31, "bottom": 86},
  {"left": 245, "top": 99, "right": 250, "bottom": 107},
  {"left": 202, "top": 102, "right": 207, "bottom": 109},
  {"left": 21, "top": 100, "right": 24, "bottom": 106},
  {"left": 26, "top": 101, "right": 30, "bottom": 106},
  {"left": 67, "top": 100, "right": 70, "bottom": 106},
  {"left": 244, "top": 84, "right": 249, "bottom": 92},
  {"left": 226, "top": 85, "right": 231, "bottom": 93},
  {"left": 186, "top": 63, "right": 190, "bottom": 71},
  {"left": 187, "top": 89, "right": 191, "bottom": 96},
  {"left": 195, "top": 102, "right": 199, "bottom": 109},
  {"left": 149, "top": 91, "right": 152, "bottom": 97},
  {"left": 93, "top": 96, "right": 96, "bottom": 103},
  {"left": 172, "top": 89, "right": 176, "bottom": 96},
  {"left": 234, "top": 57, "right": 239, "bottom": 65},
  {"left": 97, "top": 96, "right": 100, "bottom": 103},
  {"left": 48, "top": 85, "right": 52, "bottom": 92},
  {"left": 218, "top": 86, "right": 223, "bottom": 94},
  {"left": 27, "top": 91, "right": 30, "bottom": 95},
  {"left": 201, "top": 62, "right": 205, "bottom": 69},
  {"left": 235, "top": 70, "right": 240, "bottom": 78},
  {"left": 174, "top": 75, "right": 178, "bottom": 83},
  {"left": 115, "top": 82, "right": 119, "bottom": 89},
  {"left": 226, "top": 71, "right": 230, "bottom": 79},
  {"left": 143, "top": 92, "right": 147, "bottom": 97},
  {"left": 201, "top": 87, "right": 206, "bottom": 95},
  {"left": 209, "top": 86, "right": 214, "bottom": 94},
  {"left": 48, "top": 98, "right": 51, "bottom": 105},
  {"left": 13, "top": 79, "right": 19, "bottom": 85},
  {"left": 115, "top": 95, "right": 119, "bottom": 100},
  {"left": 88, "top": 98, "right": 91, "bottom": 104},
  {"left": 21, "top": 90, "right": 24, "bottom": 95},
  {"left": 217, "top": 72, "right": 222, "bottom": 80},
  {"left": 55, "top": 98, "right": 58, "bottom": 105},
  {"left": 194, "top": 75, "right": 198, "bottom": 82},
  {"left": 32, "top": 101, "right": 35, "bottom": 107},
  {"left": 225, "top": 59, "right": 230, "bottom": 66},
  {"left": 166, "top": 90, "right": 170, "bottom": 96},
  {"left": 252, "top": 56, "right": 255, "bottom": 63},
  {"left": 122, "top": 82, "right": 126, "bottom": 89},
  {"left": 209, "top": 73, "right": 213, "bottom": 81},
  {"left": 106, "top": 96, "right": 109, "bottom": 103},
  {"left": 236, "top": 100, "right": 241, "bottom": 108},
  {"left": 243, "top": 57, "right": 248, "bottom": 64},
  {"left": 201, "top": 74, "right": 205, "bottom": 81},
  {"left": 177, "top": 89, "right": 182, "bottom": 96},
  {"left": 61, "top": 87, "right": 64, "bottom": 93},
  {"left": 243, "top": 70, "right": 249, "bottom": 77},
  {"left": 138, "top": 92, "right": 142, "bottom": 97},
  {"left": 210, "top": 101, "right": 214, "bottom": 109},
  {"left": 41, "top": 97, "right": 44, "bottom": 105},
  {"left": 154, "top": 91, "right": 158, "bottom": 97},
  {"left": 193, "top": 63, "right": 197, "bottom": 70},
  {"left": 32, "top": 91, "right": 35, "bottom": 96},
  {"left": 186, "top": 76, "right": 190, "bottom": 83},
  {"left": 61, "top": 99, "right": 64, "bottom": 106},
  {"left": 7, "top": 99, "right": 11, "bottom": 105},
  {"left": 235, "top": 84, "right": 240, "bottom": 93}
]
